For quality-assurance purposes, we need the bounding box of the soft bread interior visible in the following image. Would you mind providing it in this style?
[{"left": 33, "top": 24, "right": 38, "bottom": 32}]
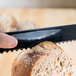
[{"left": 31, "top": 41, "right": 75, "bottom": 76}]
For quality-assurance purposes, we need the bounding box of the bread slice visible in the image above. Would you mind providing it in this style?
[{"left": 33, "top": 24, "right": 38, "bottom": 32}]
[
  {"left": 12, "top": 41, "right": 76, "bottom": 76},
  {"left": 0, "top": 14, "right": 17, "bottom": 32}
]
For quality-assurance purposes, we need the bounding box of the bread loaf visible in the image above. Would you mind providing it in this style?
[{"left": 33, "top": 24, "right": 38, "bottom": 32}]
[
  {"left": 0, "top": 14, "right": 17, "bottom": 32},
  {"left": 12, "top": 41, "right": 76, "bottom": 76},
  {"left": 0, "top": 14, "right": 36, "bottom": 32}
]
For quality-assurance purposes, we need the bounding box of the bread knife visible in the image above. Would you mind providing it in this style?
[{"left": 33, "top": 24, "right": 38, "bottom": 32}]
[{"left": 0, "top": 24, "right": 76, "bottom": 53}]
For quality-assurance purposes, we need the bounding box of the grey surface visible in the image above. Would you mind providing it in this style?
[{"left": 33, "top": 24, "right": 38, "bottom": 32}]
[{"left": 0, "top": 0, "right": 76, "bottom": 8}]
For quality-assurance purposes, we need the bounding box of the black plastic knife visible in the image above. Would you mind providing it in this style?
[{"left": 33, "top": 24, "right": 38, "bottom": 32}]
[{"left": 0, "top": 24, "right": 76, "bottom": 53}]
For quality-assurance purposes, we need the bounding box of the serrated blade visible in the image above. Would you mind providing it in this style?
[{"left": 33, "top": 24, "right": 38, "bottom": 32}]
[{"left": 0, "top": 24, "right": 76, "bottom": 53}]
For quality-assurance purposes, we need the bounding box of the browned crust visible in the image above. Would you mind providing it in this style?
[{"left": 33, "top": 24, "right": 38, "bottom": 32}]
[
  {"left": 32, "top": 41, "right": 64, "bottom": 52},
  {"left": 40, "top": 41, "right": 63, "bottom": 51},
  {"left": 11, "top": 50, "right": 45, "bottom": 76}
]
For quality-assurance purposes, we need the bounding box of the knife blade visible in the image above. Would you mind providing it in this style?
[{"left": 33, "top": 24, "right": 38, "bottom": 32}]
[{"left": 0, "top": 24, "right": 76, "bottom": 53}]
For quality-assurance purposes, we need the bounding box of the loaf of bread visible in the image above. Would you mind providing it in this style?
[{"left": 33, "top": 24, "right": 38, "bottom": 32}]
[
  {"left": 12, "top": 41, "right": 76, "bottom": 76},
  {"left": 0, "top": 14, "right": 36, "bottom": 32},
  {"left": 0, "top": 14, "right": 17, "bottom": 32}
]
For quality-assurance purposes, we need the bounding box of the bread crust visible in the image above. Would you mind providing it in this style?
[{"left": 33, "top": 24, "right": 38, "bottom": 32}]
[
  {"left": 12, "top": 49, "right": 45, "bottom": 76},
  {"left": 32, "top": 41, "right": 63, "bottom": 53}
]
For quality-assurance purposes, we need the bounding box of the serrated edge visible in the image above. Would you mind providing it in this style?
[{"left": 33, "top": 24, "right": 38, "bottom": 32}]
[
  {"left": 56, "top": 40, "right": 76, "bottom": 45},
  {"left": 0, "top": 48, "right": 27, "bottom": 55},
  {"left": 1, "top": 40, "right": 76, "bottom": 55}
]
